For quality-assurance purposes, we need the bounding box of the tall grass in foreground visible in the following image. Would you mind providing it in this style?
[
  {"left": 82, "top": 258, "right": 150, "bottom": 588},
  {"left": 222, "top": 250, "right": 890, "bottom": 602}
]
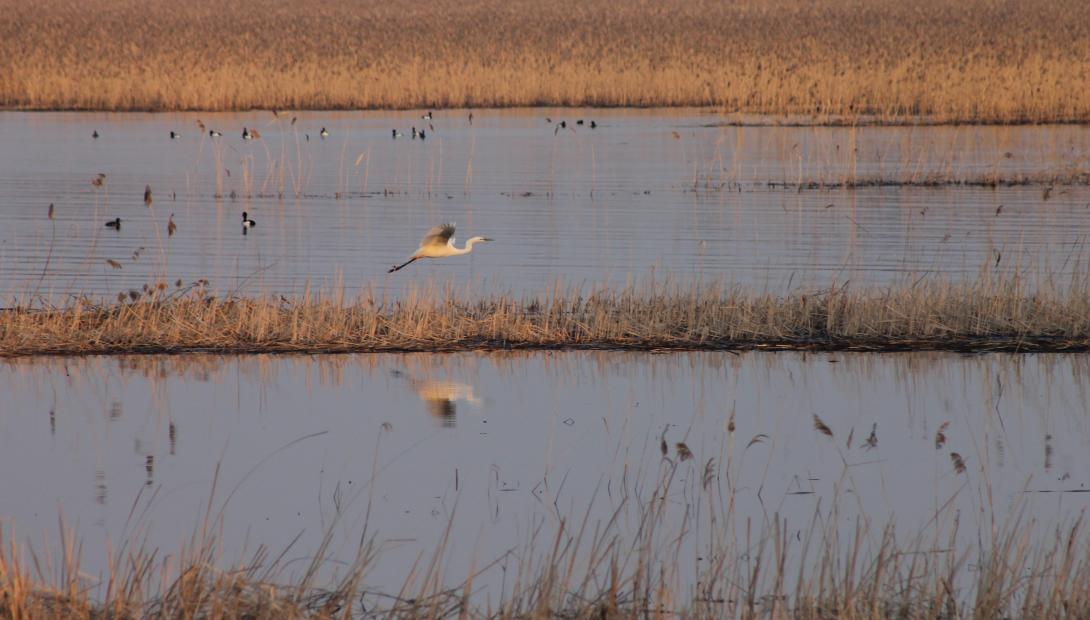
[
  {"left": 3, "top": 269, "right": 1090, "bottom": 355},
  {"left": 2, "top": 0, "right": 1090, "bottom": 122},
  {"left": 3, "top": 440, "right": 1090, "bottom": 618}
]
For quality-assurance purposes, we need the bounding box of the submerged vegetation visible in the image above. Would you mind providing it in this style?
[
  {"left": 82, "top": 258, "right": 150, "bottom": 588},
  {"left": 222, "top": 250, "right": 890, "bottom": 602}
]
[
  {"left": 2, "top": 0, "right": 1090, "bottom": 121},
  {"left": 3, "top": 271, "right": 1090, "bottom": 356}
]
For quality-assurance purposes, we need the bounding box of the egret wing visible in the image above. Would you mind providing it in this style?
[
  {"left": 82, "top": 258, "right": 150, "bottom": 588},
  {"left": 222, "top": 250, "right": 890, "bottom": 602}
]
[{"left": 420, "top": 223, "right": 456, "bottom": 248}]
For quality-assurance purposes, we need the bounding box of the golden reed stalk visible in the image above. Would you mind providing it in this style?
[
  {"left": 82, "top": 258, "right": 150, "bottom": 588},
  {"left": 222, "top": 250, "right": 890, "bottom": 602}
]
[{"left": 2, "top": 0, "right": 1089, "bottom": 121}]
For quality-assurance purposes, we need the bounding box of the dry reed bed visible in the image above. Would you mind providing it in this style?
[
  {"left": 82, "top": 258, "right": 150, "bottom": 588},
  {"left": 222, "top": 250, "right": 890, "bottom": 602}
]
[
  {"left": 3, "top": 0, "right": 1090, "bottom": 122},
  {"left": 3, "top": 276, "right": 1089, "bottom": 355},
  {"left": 765, "top": 170, "right": 1090, "bottom": 190}
]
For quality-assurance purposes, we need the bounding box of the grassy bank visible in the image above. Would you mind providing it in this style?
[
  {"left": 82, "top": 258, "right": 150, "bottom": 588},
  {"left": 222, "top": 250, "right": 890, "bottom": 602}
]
[
  {"left": 2, "top": 0, "right": 1089, "bottom": 121},
  {"left": 3, "top": 273, "right": 1089, "bottom": 356}
]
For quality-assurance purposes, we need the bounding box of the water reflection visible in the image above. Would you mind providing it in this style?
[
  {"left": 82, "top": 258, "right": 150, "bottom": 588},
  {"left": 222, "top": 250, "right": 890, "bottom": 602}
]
[
  {"left": 391, "top": 370, "right": 481, "bottom": 427},
  {"left": 1, "top": 350, "right": 1089, "bottom": 593}
]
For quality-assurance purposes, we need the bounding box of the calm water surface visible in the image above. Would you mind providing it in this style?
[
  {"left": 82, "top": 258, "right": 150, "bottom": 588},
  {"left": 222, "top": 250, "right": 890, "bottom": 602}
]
[
  {"left": 1, "top": 110, "right": 1089, "bottom": 298},
  {"left": 0, "top": 351, "right": 1087, "bottom": 594}
]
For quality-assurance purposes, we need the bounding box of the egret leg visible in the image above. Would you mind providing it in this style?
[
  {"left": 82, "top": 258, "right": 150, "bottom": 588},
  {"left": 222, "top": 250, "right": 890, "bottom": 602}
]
[{"left": 388, "top": 257, "right": 418, "bottom": 273}]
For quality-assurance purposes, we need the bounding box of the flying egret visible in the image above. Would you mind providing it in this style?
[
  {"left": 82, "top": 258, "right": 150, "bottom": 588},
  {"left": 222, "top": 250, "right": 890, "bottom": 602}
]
[{"left": 388, "top": 223, "right": 493, "bottom": 273}]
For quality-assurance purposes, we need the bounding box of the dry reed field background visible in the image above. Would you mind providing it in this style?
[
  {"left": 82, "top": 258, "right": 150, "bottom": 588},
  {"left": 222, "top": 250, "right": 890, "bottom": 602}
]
[
  {"left": 2, "top": 0, "right": 1090, "bottom": 121},
  {"left": 3, "top": 272, "right": 1089, "bottom": 355}
]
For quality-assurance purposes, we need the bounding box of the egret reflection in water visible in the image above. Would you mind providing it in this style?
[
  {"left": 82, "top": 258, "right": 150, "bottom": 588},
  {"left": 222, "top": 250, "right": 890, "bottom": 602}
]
[{"left": 392, "top": 369, "right": 481, "bottom": 426}]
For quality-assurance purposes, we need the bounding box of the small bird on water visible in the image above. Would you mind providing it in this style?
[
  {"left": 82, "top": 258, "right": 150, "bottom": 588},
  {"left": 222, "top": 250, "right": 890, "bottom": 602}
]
[
  {"left": 242, "top": 127, "right": 253, "bottom": 140},
  {"left": 242, "top": 211, "right": 256, "bottom": 233},
  {"left": 92, "top": 130, "right": 99, "bottom": 139},
  {"left": 422, "top": 111, "right": 433, "bottom": 120},
  {"left": 170, "top": 131, "right": 181, "bottom": 139},
  {"left": 388, "top": 223, "right": 493, "bottom": 273},
  {"left": 105, "top": 217, "right": 121, "bottom": 229},
  {"left": 320, "top": 127, "right": 330, "bottom": 139},
  {"left": 209, "top": 129, "right": 222, "bottom": 137},
  {"left": 144, "top": 185, "right": 153, "bottom": 206},
  {"left": 167, "top": 213, "right": 177, "bottom": 237}
]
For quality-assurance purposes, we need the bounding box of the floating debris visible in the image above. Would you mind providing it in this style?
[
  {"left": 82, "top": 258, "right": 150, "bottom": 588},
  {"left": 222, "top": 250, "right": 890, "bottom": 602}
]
[
  {"left": 862, "top": 423, "right": 878, "bottom": 450},
  {"left": 676, "top": 442, "right": 693, "bottom": 461},
  {"left": 935, "top": 421, "right": 950, "bottom": 449},
  {"left": 950, "top": 452, "right": 967, "bottom": 474}
]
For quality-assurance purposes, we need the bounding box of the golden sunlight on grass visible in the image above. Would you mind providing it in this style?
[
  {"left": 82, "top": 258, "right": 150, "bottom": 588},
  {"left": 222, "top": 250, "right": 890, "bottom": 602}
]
[
  {"left": 2, "top": 0, "right": 1089, "bottom": 121},
  {"left": 3, "top": 273, "right": 1089, "bottom": 356}
]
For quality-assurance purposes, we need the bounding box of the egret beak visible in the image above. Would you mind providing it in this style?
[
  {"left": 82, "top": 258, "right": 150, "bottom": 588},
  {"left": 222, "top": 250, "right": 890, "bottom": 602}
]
[{"left": 482, "top": 237, "right": 494, "bottom": 242}]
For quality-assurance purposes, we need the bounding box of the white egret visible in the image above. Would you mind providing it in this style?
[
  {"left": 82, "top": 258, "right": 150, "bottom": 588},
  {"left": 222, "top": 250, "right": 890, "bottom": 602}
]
[{"left": 388, "top": 223, "right": 493, "bottom": 273}]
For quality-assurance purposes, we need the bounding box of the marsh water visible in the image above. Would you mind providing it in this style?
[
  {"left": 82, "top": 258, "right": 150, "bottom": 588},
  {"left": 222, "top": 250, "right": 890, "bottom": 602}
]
[
  {"left": 3, "top": 110, "right": 1090, "bottom": 601},
  {"left": 2, "top": 351, "right": 1089, "bottom": 596},
  {"left": 2, "top": 110, "right": 1090, "bottom": 298}
]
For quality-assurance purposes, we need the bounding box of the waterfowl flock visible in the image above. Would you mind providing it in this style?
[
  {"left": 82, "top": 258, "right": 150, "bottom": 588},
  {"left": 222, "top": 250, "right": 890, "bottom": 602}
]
[{"left": 79, "top": 110, "right": 611, "bottom": 273}]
